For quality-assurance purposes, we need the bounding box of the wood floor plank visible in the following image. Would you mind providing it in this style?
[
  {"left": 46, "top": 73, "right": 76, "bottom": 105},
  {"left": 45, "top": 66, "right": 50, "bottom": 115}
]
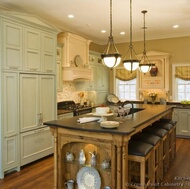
[{"left": 0, "top": 138, "right": 190, "bottom": 189}]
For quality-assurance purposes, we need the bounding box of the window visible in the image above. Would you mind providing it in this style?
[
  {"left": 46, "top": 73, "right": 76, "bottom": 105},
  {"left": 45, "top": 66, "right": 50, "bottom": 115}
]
[
  {"left": 173, "top": 64, "right": 190, "bottom": 101},
  {"left": 116, "top": 78, "right": 137, "bottom": 100},
  {"left": 175, "top": 78, "right": 190, "bottom": 101}
]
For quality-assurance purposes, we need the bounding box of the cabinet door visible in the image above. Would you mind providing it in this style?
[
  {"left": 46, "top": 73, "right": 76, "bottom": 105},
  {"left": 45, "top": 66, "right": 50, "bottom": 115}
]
[
  {"left": 96, "top": 64, "right": 109, "bottom": 91},
  {"left": 20, "top": 127, "right": 53, "bottom": 166},
  {"left": 2, "top": 72, "right": 19, "bottom": 136},
  {"left": 3, "top": 135, "right": 19, "bottom": 171},
  {"left": 23, "top": 28, "right": 41, "bottom": 72},
  {"left": 40, "top": 75, "right": 56, "bottom": 123},
  {"left": 41, "top": 33, "right": 56, "bottom": 73},
  {"left": 20, "top": 74, "right": 39, "bottom": 132},
  {"left": 178, "top": 109, "right": 190, "bottom": 136},
  {"left": 85, "top": 63, "right": 96, "bottom": 90},
  {"left": 3, "top": 21, "right": 23, "bottom": 70}
]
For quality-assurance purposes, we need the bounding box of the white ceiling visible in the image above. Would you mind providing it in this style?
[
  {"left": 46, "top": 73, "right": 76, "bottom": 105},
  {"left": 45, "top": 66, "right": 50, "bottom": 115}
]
[{"left": 0, "top": 0, "right": 190, "bottom": 44}]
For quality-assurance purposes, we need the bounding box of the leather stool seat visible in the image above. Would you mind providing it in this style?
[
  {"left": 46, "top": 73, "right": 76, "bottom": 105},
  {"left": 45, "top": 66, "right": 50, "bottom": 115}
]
[
  {"left": 153, "top": 122, "right": 173, "bottom": 131},
  {"left": 143, "top": 127, "right": 168, "bottom": 138},
  {"left": 128, "top": 140, "right": 154, "bottom": 156},
  {"left": 155, "top": 119, "right": 177, "bottom": 126},
  {"left": 131, "top": 132, "right": 160, "bottom": 145}
]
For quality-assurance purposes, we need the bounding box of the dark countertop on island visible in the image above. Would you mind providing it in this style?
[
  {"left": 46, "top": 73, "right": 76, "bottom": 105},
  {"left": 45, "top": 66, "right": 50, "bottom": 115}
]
[{"left": 45, "top": 104, "right": 174, "bottom": 136}]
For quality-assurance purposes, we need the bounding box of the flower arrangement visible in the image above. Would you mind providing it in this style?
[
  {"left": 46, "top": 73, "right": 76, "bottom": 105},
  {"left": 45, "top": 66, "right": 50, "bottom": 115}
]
[{"left": 148, "top": 91, "right": 158, "bottom": 103}]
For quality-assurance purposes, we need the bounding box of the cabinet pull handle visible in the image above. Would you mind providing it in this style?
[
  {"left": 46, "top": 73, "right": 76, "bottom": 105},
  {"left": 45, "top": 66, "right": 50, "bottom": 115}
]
[
  {"left": 46, "top": 70, "right": 52, "bottom": 73},
  {"left": 9, "top": 66, "right": 18, "bottom": 69},
  {"left": 5, "top": 134, "right": 17, "bottom": 138},
  {"left": 30, "top": 68, "right": 37, "bottom": 71}
]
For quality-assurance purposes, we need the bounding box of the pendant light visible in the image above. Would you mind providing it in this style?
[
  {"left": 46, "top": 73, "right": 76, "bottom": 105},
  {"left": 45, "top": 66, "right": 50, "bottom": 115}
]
[
  {"left": 101, "top": 0, "right": 121, "bottom": 68},
  {"left": 139, "top": 10, "right": 154, "bottom": 73},
  {"left": 123, "top": 0, "right": 139, "bottom": 72}
]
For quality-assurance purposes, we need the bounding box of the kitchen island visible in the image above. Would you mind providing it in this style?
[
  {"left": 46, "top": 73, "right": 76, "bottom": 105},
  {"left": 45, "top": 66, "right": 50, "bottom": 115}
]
[{"left": 45, "top": 104, "right": 174, "bottom": 189}]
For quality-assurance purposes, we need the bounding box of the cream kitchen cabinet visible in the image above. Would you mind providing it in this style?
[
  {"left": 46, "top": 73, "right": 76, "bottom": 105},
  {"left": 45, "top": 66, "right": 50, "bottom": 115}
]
[
  {"left": 0, "top": 12, "right": 58, "bottom": 178},
  {"left": 2, "top": 21, "right": 23, "bottom": 70},
  {"left": 173, "top": 108, "right": 190, "bottom": 137},
  {"left": 20, "top": 127, "right": 53, "bottom": 166},
  {"left": 1, "top": 72, "right": 20, "bottom": 178},
  {"left": 24, "top": 27, "right": 56, "bottom": 73},
  {"left": 96, "top": 64, "right": 109, "bottom": 91},
  {"left": 2, "top": 19, "right": 56, "bottom": 74},
  {"left": 20, "top": 74, "right": 56, "bottom": 132},
  {"left": 85, "top": 62, "right": 96, "bottom": 91}
]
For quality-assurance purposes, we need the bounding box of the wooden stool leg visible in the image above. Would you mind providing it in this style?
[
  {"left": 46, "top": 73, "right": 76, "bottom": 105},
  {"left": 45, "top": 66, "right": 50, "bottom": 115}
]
[
  {"left": 148, "top": 151, "right": 155, "bottom": 189},
  {"left": 140, "top": 160, "right": 145, "bottom": 189},
  {"left": 159, "top": 140, "right": 163, "bottom": 180}
]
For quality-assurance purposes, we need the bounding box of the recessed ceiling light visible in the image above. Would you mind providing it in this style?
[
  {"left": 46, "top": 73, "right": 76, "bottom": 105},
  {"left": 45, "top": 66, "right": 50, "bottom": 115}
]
[
  {"left": 68, "top": 14, "right": 74, "bottom": 18},
  {"left": 101, "top": 30, "right": 106, "bottom": 33},
  {"left": 120, "top": 31, "right": 125, "bottom": 35},
  {"left": 173, "top": 25, "right": 179, "bottom": 28}
]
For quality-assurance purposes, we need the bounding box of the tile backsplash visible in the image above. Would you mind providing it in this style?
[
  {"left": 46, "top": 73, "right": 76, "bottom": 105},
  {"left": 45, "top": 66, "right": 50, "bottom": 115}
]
[{"left": 57, "top": 81, "right": 88, "bottom": 103}]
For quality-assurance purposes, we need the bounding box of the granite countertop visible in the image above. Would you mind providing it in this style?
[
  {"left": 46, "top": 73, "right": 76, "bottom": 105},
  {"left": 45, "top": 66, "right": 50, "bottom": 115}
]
[{"left": 45, "top": 104, "right": 174, "bottom": 135}]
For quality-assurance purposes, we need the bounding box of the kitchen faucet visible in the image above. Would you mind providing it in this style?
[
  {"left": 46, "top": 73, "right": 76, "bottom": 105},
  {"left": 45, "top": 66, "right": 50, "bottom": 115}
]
[{"left": 122, "top": 100, "right": 134, "bottom": 110}]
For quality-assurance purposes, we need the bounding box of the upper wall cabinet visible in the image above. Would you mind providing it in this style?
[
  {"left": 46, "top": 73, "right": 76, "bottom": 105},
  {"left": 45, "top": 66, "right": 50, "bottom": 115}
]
[
  {"left": 2, "top": 21, "right": 23, "bottom": 70},
  {"left": 1, "top": 13, "right": 58, "bottom": 74},
  {"left": 138, "top": 51, "right": 170, "bottom": 91},
  {"left": 23, "top": 28, "right": 56, "bottom": 73}
]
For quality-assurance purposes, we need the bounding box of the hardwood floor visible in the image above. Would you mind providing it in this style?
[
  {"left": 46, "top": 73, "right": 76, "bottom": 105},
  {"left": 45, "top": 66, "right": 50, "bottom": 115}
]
[{"left": 0, "top": 138, "right": 190, "bottom": 189}]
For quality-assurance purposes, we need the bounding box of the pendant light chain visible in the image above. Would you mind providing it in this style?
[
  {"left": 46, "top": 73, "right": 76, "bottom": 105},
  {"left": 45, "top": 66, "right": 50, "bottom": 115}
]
[
  {"left": 142, "top": 10, "right": 147, "bottom": 56},
  {"left": 110, "top": 0, "right": 113, "bottom": 37},
  {"left": 129, "top": 0, "right": 132, "bottom": 49}
]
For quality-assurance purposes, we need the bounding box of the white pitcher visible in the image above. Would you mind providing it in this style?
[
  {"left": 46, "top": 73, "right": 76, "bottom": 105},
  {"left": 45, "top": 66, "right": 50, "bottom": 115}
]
[
  {"left": 79, "top": 149, "right": 86, "bottom": 165},
  {"left": 65, "top": 180, "right": 74, "bottom": 189}
]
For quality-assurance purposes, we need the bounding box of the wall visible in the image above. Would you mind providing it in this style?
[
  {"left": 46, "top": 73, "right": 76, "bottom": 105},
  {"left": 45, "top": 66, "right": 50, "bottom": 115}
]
[{"left": 90, "top": 36, "right": 190, "bottom": 98}]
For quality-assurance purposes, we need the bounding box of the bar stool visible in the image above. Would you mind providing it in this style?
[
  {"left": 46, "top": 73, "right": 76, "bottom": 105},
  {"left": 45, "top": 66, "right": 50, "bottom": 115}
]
[
  {"left": 152, "top": 119, "right": 177, "bottom": 163},
  {"left": 143, "top": 127, "right": 168, "bottom": 180},
  {"left": 131, "top": 132, "right": 161, "bottom": 183},
  {"left": 128, "top": 140, "right": 155, "bottom": 189}
]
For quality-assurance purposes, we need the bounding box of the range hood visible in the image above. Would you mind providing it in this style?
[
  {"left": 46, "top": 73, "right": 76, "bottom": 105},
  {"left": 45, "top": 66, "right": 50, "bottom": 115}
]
[{"left": 62, "top": 67, "right": 93, "bottom": 81}]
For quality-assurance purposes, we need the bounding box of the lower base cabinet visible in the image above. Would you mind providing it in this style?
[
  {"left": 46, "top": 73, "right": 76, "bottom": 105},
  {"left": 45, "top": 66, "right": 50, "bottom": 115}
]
[
  {"left": 3, "top": 135, "right": 20, "bottom": 172},
  {"left": 173, "top": 108, "right": 190, "bottom": 137},
  {"left": 20, "top": 127, "right": 53, "bottom": 166}
]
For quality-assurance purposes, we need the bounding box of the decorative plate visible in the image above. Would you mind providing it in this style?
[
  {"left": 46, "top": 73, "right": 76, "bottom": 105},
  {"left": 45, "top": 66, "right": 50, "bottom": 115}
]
[
  {"left": 77, "top": 167, "right": 101, "bottom": 189},
  {"left": 111, "top": 97, "right": 119, "bottom": 104},
  {"left": 107, "top": 94, "right": 116, "bottom": 102},
  {"left": 74, "top": 55, "right": 83, "bottom": 67},
  {"left": 100, "top": 121, "right": 119, "bottom": 128}
]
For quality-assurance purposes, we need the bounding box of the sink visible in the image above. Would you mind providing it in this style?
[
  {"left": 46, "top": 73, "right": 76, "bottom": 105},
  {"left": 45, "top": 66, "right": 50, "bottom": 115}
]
[
  {"left": 128, "top": 108, "right": 144, "bottom": 115},
  {"left": 114, "top": 107, "right": 145, "bottom": 117}
]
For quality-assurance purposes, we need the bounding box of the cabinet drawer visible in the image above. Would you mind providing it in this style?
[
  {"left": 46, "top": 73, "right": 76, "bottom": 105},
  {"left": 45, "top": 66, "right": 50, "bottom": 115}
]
[{"left": 20, "top": 127, "right": 53, "bottom": 166}]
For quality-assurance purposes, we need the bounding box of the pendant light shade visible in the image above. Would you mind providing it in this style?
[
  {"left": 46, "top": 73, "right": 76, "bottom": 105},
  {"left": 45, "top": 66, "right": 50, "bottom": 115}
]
[
  {"left": 101, "top": 0, "right": 121, "bottom": 68},
  {"left": 139, "top": 10, "right": 154, "bottom": 73},
  {"left": 123, "top": 0, "right": 139, "bottom": 72}
]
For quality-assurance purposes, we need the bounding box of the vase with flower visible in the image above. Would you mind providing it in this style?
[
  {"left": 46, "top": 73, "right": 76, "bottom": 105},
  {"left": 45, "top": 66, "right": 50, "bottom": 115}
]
[{"left": 148, "top": 92, "right": 157, "bottom": 104}]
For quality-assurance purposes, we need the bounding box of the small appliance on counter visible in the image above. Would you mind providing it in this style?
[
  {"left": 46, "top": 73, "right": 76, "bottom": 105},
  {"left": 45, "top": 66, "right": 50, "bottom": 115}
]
[{"left": 57, "top": 100, "right": 93, "bottom": 119}]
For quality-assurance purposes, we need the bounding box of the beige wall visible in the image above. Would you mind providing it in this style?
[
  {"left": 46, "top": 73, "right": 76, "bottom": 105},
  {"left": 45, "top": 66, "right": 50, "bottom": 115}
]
[{"left": 90, "top": 36, "right": 190, "bottom": 98}]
